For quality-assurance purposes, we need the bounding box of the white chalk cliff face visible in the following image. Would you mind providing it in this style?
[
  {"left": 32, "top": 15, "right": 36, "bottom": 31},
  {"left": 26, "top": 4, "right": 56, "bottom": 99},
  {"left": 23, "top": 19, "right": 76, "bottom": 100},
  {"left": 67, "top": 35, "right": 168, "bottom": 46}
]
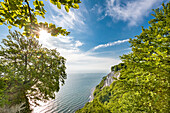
[
  {"left": 89, "top": 71, "right": 120, "bottom": 102},
  {"left": 102, "top": 71, "right": 120, "bottom": 88},
  {"left": 89, "top": 87, "right": 95, "bottom": 102}
]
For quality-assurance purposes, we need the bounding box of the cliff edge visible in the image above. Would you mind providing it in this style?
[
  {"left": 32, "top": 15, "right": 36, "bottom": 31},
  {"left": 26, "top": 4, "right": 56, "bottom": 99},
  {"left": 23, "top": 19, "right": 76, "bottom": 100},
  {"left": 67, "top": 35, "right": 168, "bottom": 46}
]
[{"left": 89, "top": 71, "right": 120, "bottom": 102}]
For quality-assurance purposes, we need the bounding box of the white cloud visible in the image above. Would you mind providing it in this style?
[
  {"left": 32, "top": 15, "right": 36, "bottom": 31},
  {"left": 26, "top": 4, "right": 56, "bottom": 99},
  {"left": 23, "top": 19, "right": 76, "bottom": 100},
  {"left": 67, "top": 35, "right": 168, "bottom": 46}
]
[
  {"left": 57, "top": 35, "right": 73, "bottom": 43},
  {"left": 36, "top": 2, "right": 123, "bottom": 73},
  {"left": 91, "top": 4, "right": 104, "bottom": 15},
  {"left": 38, "top": 33, "right": 120, "bottom": 73},
  {"left": 97, "top": 6, "right": 104, "bottom": 15},
  {"left": 105, "top": 0, "right": 164, "bottom": 26},
  {"left": 48, "top": 2, "right": 88, "bottom": 32},
  {"left": 90, "top": 4, "right": 106, "bottom": 21},
  {"left": 124, "top": 48, "right": 131, "bottom": 51},
  {"left": 91, "top": 4, "right": 98, "bottom": 12},
  {"left": 66, "top": 54, "right": 121, "bottom": 73},
  {"left": 97, "top": 13, "right": 107, "bottom": 21},
  {"left": 91, "top": 39, "right": 129, "bottom": 51},
  {"left": 75, "top": 40, "right": 83, "bottom": 47}
]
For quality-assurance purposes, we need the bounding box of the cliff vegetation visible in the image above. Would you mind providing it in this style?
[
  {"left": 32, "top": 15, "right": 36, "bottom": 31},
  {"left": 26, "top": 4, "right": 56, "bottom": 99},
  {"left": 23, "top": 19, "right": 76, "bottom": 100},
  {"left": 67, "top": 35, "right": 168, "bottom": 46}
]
[{"left": 76, "top": 2, "right": 170, "bottom": 113}]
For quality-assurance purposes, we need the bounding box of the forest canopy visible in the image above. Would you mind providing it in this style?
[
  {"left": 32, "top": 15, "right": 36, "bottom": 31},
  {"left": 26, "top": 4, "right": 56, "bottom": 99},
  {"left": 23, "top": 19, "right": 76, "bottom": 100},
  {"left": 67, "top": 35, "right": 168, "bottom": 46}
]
[
  {"left": 0, "top": 30, "right": 67, "bottom": 112},
  {"left": 0, "top": 0, "right": 81, "bottom": 38},
  {"left": 0, "top": 0, "right": 81, "bottom": 112},
  {"left": 76, "top": 2, "right": 170, "bottom": 113}
]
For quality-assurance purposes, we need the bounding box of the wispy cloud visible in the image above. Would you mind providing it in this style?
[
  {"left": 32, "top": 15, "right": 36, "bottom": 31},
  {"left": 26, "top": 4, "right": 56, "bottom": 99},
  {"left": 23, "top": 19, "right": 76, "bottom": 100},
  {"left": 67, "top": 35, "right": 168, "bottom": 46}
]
[
  {"left": 124, "top": 48, "right": 131, "bottom": 51},
  {"left": 91, "top": 39, "right": 129, "bottom": 51},
  {"left": 66, "top": 54, "right": 121, "bottom": 73},
  {"left": 90, "top": 4, "right": 106, "bottom": 21},
  {"left": 37, "top": 2, "right": 125, "bottom": 73},
  {"left": 48, "top": 2, "right": 88, "bottom": 32},
  {"left": 39, "top": 34, "right": 81, "bottom": 53},
  {"left": 38, "top": 33, "right": 121, "bottom": 73},
  {"left": 105, "top": 0, "right": 164, "bottom": 26},
  {"left": 90, "top": 4, "right": 98, "bottom": 12},
  {"left": 75, "top": 40, "right": 83, "bottom": 47}
]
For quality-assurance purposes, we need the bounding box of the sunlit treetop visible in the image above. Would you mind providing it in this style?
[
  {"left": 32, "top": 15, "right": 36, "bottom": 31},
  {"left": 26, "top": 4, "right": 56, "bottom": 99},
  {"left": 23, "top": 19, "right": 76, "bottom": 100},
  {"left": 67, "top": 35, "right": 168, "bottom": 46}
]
[{"left": 0, "top": 0, "right": 81, "bottom": 38}]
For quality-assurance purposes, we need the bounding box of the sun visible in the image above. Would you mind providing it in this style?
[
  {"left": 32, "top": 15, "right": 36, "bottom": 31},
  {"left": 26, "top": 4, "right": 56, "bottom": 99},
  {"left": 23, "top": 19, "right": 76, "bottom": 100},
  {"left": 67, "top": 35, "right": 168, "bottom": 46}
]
[{"left": 39, "top": 29, "right": 50, "bottom": 39}]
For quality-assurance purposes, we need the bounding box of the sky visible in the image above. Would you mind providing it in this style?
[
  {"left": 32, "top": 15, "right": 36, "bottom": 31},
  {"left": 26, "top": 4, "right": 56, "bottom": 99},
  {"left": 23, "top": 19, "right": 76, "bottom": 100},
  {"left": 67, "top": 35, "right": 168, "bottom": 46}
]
[{"left": 0, "top": 0, "right": 169, "bottom": 73}]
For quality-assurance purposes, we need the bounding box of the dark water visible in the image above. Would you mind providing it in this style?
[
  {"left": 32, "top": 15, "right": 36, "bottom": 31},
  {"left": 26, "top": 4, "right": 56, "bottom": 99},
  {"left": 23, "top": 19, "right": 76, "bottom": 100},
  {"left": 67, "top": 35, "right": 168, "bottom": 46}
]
[{"left": 33, "top": 73, "right": 105, "bottom": 113}]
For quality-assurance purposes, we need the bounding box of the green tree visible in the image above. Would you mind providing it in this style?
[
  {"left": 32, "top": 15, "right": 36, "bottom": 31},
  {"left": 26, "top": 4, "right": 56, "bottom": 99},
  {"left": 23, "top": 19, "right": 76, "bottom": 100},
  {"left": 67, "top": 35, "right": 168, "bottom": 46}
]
[
  {"left": 110, "top": 2, "right": 170, "bottom": 112},
  {"left": 76, "top": 99, "right": 111, "bottom": 113},
  {"left": 76, "top": 2, "right": 170, "bottom": 113},
  {"left": 0, "top": 0, "right": 81, "bottom": 112},
  {"left": 0, "top": 31, "right": 66, "bottom": 112},
  {"left": 0, "top": 0, "right": 81, "bottom": 38},
  {"left": 119, "top": 2, "right": 170, "bottom": 112}
]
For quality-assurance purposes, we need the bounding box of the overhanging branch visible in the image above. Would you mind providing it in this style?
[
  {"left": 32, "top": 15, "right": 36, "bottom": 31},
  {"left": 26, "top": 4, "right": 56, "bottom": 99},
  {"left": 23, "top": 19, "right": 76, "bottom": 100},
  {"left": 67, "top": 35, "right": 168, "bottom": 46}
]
[{"left": 25, "top": 0, "right": 32, "bottom": 24}]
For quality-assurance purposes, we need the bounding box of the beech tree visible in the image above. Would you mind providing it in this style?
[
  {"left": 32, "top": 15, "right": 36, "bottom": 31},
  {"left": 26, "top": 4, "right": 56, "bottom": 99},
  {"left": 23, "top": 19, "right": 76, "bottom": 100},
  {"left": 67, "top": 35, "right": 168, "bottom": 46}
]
[
  {"left": 0, "top": 0, "right": 81, "bottom": 38},
  {"left": 76, "top": 2, "right": 170, "bottom": 113},
  {"left": 0, "top": 0, "right": 81, "bottom": 112},
  {"left": 114, "top": 2, "right": 169, "bottom": 112},
  {"left": 0, "top": 31, "right": 67, "bottom": 112},
  {"left": 119, "top": 2, "right": 170, "bottom": 112}
]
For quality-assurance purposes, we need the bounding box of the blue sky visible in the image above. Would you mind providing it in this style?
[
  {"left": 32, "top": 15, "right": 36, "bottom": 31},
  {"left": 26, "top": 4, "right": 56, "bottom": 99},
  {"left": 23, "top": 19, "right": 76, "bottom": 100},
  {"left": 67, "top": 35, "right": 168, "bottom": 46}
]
[{"left": 0, "top": 0, "right": 168, "bottom": 73}]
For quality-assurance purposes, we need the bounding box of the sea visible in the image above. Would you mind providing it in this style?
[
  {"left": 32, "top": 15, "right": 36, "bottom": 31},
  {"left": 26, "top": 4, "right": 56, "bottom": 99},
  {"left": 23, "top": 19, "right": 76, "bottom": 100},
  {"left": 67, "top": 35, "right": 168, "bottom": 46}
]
[{"left": 32, "top": 73, "right": 106, "bottom": 113}]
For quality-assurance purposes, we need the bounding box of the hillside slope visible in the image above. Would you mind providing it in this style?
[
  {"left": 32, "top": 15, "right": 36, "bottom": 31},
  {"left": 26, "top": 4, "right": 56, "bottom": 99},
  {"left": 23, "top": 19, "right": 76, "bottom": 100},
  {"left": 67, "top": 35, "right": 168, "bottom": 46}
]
[
  {"left": 76, "top": 3, "right": 170, "bottom": 112},
  {"left": 76, "top": 64, "right": 123, "bottom": 113}
]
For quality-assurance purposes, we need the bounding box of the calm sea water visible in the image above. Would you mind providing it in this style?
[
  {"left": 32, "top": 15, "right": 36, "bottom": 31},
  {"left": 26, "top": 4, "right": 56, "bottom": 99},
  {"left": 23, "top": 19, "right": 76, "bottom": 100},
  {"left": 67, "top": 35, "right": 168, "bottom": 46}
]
[{"left": 33, "top": 73, "right": 105, "bottom": 113}]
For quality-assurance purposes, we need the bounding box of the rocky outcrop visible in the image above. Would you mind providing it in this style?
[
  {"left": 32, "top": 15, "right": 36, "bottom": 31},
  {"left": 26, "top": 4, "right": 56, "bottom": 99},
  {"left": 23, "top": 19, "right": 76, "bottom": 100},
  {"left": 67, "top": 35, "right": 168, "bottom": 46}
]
[
  {"left": 89, "top": 87, "right": 95, "bottom": 102},
  {"left": 102, "top": 71, "right": 120, "bottom": 88},
  {"left": 89, "top": 71, "right": 120, "bottom": 102}
]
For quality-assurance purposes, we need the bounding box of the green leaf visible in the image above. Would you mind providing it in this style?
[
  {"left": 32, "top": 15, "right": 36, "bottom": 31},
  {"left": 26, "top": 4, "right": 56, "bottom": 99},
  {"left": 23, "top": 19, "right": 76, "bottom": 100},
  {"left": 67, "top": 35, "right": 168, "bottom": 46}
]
[
  {"left": 57, "top": 2, "right": 61, "bottom": 9},
  {"left": 73, "top": 3, "right": 79, "bottom": 9},
  {"left": 65, "top": 5, "right": 69, "bottom": 12},
  {"left": 8, "top": 26, "right": 12, "bottom": 29},
  {"left": 0, "top": 30, "right": 67, "bottom": 108}
]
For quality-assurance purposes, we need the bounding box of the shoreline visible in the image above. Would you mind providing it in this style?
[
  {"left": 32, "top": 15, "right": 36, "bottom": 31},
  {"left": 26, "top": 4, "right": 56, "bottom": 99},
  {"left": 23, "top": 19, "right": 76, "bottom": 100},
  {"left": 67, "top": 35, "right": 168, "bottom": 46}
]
[{"left": 89, "top": 87, "right": 95, "bottom": 102}]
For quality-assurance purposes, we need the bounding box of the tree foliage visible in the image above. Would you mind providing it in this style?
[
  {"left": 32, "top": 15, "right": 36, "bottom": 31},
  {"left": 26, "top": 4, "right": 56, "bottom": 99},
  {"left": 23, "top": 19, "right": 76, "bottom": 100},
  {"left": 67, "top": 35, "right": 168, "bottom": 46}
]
[
  {"left": 0, "top": 31, "right": 66, "bottom": 111},
  {"left": 0, "top": 0, "right": 81, "bottom": 112},
  {"left": 0, "top": 0, "right": 81, "bottom": 38},
  {"left": 76, "top": 99, "right": 111, "bottom": 113},
  {"left": 76, "top": 2, "right": 170, "bottom": 113},
  {"left": 111, "top": 63, "right": 127, "bottom": 72}
]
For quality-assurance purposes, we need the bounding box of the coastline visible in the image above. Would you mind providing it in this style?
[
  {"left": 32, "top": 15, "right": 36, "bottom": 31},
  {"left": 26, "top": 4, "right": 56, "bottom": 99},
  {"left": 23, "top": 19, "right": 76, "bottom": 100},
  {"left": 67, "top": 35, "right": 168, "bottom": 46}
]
[
  {"left": 89, "top": 87, "right": 95, "bottom": 102},
  {"left": 88, "top": 71, "right": 120, "bottom": 102}
]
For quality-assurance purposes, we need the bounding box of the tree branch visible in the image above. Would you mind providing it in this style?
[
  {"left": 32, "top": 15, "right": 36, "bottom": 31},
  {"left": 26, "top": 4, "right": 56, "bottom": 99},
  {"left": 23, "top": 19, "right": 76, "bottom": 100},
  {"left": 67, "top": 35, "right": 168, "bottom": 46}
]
[{"left": 25, "top": 0, "right": 32, "bottom": 24}]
